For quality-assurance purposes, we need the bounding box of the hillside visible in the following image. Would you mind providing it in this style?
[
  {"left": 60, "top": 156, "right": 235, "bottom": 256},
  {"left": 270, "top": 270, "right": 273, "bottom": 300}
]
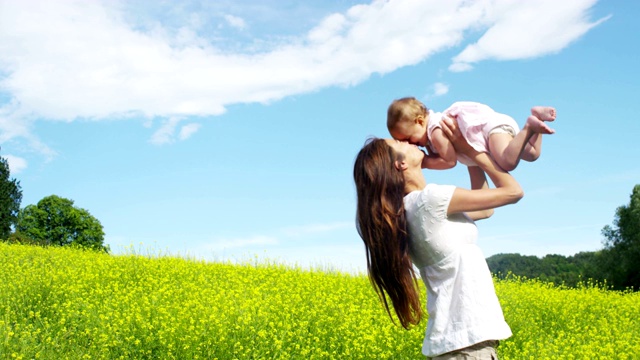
[{"left": 1, "top": 243, "right": 638, "bottom": 359}]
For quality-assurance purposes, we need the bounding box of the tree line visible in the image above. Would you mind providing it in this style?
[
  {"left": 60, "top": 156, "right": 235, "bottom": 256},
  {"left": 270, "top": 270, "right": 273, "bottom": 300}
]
[
  {"left": 0, "top": 152, "right": 108, "bottom": 252},
  {"left": 487, "top": 184, "right": 640, "bottom": 291},
  {"left": 487, "top": 252, "right": 602, "bottom": 288}
]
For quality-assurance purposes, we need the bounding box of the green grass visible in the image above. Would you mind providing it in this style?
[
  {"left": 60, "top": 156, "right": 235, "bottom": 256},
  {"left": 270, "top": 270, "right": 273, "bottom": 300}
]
[{"left": 1, "top": 243, "right": 638, "bottom": 359}]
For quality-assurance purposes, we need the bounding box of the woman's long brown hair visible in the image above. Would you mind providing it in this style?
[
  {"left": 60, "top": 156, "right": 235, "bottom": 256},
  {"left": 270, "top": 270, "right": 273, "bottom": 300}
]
[{"left": 353, "top": 138, "right": 422, "bottom": 329}]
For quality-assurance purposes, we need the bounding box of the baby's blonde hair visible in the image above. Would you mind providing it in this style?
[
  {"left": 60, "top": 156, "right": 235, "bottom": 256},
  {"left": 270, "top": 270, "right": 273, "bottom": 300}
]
[{"left": 386, "top": 97, "right": 429, "bottom": 132}]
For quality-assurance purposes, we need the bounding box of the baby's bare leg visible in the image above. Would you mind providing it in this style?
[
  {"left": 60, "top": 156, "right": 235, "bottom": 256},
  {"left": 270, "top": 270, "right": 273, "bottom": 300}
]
[
  {"left": 487, "top": 133, "right": 519, "bottom": 171},
  {"left": 521, "top": 134, "right": 541, "bottom": 162},
  {"left": 488, "top": 116, "right": 553, "bottom": 171},
  {"left": 531, "top": 106, "right": 556, "bottom": 121}
]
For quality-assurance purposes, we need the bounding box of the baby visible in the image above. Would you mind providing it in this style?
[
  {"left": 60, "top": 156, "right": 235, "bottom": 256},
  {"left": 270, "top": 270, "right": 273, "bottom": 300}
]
[{"left": 387, "top": 98, "right": 556, "bottom": 171}]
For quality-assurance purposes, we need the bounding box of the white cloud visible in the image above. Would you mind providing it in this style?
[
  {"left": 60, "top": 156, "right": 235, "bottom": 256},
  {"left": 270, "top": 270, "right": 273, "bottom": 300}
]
[
  {"left": 448, "top": 62, "right": 473, "bottom": 73},
  {"left": 149, "top": 117, "right": 184, "bottom": 145},
  {"left": 3, "top": 154, "right": 28, "bottom": 174},
  {"left": 449, "top": 0, "right": 610, "bottom": 71},
  {"left": 0, "top": 102, "right": 56, "bottom": 158},
  {"left": 178, "top": 123, "right": 201, "bottom": 140},
  {"left": 149, "top": 118, "right": 201, "bottom": 143},
  {"left": 432, "top": 82, "right": 449, "bottom": 97},
  {"left": 0, "top": 0, "right": 606, "bottom": 153},
  {"left": 308, "top": 13, "right": 347, "bottom": 43},
  {"left": 223, "top": 14, "right": 247, "bottom": 30}
]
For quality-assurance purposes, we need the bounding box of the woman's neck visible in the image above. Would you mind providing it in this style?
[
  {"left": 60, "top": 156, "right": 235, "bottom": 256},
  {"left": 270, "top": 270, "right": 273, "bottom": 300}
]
[{"left": 403, "top": 168, "right": 427, "bottom": 195}]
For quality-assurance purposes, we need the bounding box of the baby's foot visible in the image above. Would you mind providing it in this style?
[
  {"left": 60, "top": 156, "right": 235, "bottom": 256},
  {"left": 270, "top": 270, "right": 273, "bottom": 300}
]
[
  {"left": 526, "top": 115, "right": 555, "bottom": 134},
  {"left": 531, "top": 106, "right": 556, "bottom": 121}
]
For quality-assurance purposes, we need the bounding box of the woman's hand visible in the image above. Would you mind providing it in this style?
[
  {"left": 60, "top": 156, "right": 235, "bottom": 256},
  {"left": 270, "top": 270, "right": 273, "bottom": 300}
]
[
  {"left": 439, "top": 116, "right": 474, "bottom": 155},
  {"left": 441, "top": 116, "right": 523, "bottom": 216}
]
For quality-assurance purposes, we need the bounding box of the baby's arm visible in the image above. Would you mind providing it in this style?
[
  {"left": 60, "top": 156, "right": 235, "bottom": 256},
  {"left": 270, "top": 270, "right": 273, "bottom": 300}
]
[
  {"left": 422, "top": 127, "right": 457, "bottom": 170},
  {"left": 420, "top": 151, "right": 453, "bottom": 170}
]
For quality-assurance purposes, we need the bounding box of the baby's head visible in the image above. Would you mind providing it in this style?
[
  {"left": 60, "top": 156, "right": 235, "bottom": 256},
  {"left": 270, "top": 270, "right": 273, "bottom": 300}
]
[{"left": 386, "top": 97, "right": 429, "bottom": 147}]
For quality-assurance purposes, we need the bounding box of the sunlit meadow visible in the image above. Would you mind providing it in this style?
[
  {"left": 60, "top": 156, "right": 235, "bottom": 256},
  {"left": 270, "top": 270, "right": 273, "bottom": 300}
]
[{"left": 1, "top": 243, "right": 638, "bottom": 359}]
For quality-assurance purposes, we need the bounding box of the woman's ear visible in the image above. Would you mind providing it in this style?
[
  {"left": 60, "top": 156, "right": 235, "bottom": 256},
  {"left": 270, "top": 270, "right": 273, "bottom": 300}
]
[{"left": 394, "top": 159, "right": 408, "bottom": 171}]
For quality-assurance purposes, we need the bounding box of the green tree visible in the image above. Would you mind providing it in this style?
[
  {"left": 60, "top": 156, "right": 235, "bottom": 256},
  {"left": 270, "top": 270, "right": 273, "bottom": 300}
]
[
  {"left": 573, "top": 251, "right": 607, "bottom": 286},
  {"left": 486, "top": 252, "right": 605, "bottom": 288},
  {"left": 601, "top": 184, "right": 640, "bottom": 290},
  {"left": 0, "top": 154, "right": 23, "bottom": 239},
  {"left": 486, "top": 253, "right": 544, "bottom": 279},
  {"left": 16, "top": 195, "right": 108, "bottom": 252}
]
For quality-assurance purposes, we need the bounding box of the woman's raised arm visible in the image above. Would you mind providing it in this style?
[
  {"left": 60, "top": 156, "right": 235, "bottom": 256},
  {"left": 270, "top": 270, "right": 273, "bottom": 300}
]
[
  {"left": 464, "top": 166, "right": 495, "bottom": 220},
  {"left": 440, "top": 118, "right": 524, "bottom": 215}
]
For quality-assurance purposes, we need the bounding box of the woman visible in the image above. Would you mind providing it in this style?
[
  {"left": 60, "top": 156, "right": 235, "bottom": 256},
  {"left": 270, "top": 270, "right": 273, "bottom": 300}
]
[{"left": 353, "top": 118, "right": 523, "bottom": 359}]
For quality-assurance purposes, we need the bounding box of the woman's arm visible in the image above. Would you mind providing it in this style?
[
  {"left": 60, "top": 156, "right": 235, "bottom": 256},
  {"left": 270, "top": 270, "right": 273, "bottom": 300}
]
[
  {"left": 464, "top": 166, "right": 494, "bottom": 220},
  {"left": 440, "top": 118, "right": 524, "bottom": 215}
]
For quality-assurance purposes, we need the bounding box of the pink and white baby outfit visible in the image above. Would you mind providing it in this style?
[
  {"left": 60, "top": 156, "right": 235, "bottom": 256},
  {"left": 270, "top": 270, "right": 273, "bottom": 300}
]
[{"left": 427, "top": 101, "right": 520, "bottom": 166}]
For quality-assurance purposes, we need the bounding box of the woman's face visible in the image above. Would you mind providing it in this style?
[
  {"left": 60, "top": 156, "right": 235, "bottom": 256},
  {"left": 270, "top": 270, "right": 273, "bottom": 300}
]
[{"left": 384, "top": 139, "right": 425, "bottom": 168}]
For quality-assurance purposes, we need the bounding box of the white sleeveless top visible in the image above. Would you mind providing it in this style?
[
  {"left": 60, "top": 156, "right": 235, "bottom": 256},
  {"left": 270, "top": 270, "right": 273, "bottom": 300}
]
[{"left": 403, "top": 183, "right": 512, "bottom": 357}]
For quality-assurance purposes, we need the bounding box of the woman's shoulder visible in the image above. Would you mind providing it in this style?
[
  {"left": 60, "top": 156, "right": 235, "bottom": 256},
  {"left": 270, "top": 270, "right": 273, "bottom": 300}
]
[
  {"left": 405, "top": 184, "right": 457, "bottom": 220},
  {"left": 426, "top": 183, "right": 456, "bottom": 194},
  {"left": 426, "top": 184, "right": 457, "bottom": 207}
]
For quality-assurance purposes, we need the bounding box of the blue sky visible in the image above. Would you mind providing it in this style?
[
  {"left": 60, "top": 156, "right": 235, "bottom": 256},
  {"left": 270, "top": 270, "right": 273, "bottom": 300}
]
[{"left": 1, "top": 0, "right": 638, "bottom": 273}]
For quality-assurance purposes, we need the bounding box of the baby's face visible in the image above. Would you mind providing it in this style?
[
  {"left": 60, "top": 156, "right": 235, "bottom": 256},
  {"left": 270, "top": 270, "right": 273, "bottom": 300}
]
[{"left": 389, "top": 119, "right": 428, "bottom": 147}]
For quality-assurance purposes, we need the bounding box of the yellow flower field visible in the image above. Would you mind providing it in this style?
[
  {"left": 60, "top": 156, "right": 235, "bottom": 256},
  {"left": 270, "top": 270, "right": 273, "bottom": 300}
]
[{"left": 0, "top": 243, "right": 638, "bottom": 359}]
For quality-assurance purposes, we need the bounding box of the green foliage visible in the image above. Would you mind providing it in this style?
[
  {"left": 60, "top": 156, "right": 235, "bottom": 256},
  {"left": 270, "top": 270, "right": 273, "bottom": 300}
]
[
  {"left": 15, "top": 195, "right": 108, "bottom": 252},
  {"left": 4, "top": 231, "right": 40, "bottom": 245},
  {"left": 571, "top": 251, "right": 606, "bottom": 284},
  {"left": 1, "top": 243, "right": 639, "bottom": 359},
  {"left": 0, "top": 155, "right": 23, "bottom": 239},
  {"left": 486, "top": 252, "right": 606, "bottom": 288},
  {"left": 600, "top": 184, "right": 640, "bottom": 290}
]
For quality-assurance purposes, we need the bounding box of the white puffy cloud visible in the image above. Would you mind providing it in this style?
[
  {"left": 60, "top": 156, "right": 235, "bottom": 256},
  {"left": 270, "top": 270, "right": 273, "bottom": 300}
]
[
  {"left": 432, "top": 82, "right": 449, "bottom": 97},
  {"left": 449, "top": 0, "right": 610, "bottom": 72},
  {"left": 178, "top": 123, "right": 201, "bottom": 141},
  {"left": 0, "top": 0, "right": 607, "bottom": 152},
  {"left": 223, "top": 14, "right": 247, "bottom": 30},
  {"left": 3, "top": 154, "right": 28, "bottom": 174}
]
